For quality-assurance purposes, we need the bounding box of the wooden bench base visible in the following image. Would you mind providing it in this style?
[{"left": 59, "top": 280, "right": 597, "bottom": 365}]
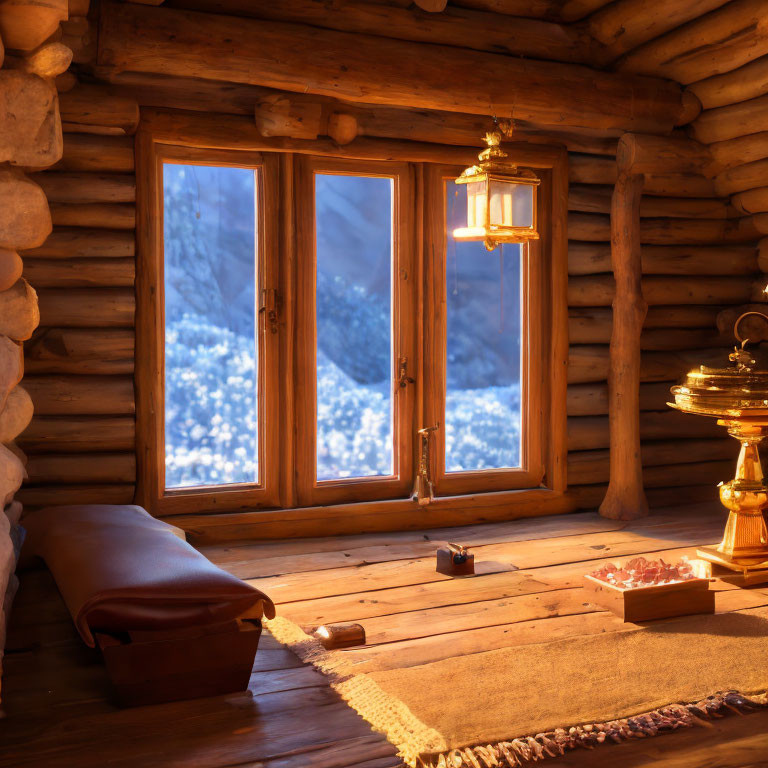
[{"left": 95, "top": 618, "right": 262, "bottom": 707}]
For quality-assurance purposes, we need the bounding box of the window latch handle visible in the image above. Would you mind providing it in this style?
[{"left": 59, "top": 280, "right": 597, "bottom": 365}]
[
  {"left": 397, "top": 356, "right": 415, "bottom": 390},
  {"left": 258, "top": 288, "right": 279, "bottom": 334},
  {"left": 413, "top": 425, "right": 438, "bottom": 506}
]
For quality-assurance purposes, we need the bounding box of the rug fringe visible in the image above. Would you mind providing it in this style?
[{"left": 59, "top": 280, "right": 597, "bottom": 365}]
[
  {"left": 417, "top": 690, "right": 768, "bottom": 768},
  {"left": 265, "top": 616, "right": 447, "bottom": 766}
]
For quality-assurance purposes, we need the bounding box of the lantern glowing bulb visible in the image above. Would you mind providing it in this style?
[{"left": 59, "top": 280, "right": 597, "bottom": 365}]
[{"left": 453, "top": 130, "right": 540, "bottom": 251}]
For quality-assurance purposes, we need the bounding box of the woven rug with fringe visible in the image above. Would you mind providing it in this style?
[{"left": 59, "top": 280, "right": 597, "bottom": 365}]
[{"left": 266, "top": 606, "right": 768, "bottom": 767}]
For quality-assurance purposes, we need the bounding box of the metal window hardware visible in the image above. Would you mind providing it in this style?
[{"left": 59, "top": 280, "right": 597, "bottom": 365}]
[
  {"left": 412, "top": 425, "right": 438, "bottom": 506},
  {"left": 397, "top": 356, "right": 415, "bottom": 390},
  {"left": 258, "top": 288, "right": 279, "bottom": 334}
]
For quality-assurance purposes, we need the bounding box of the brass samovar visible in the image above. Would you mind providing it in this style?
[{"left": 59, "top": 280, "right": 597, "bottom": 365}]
[{"left": 669, "top": 312, "right": 768, "bottom": 583}]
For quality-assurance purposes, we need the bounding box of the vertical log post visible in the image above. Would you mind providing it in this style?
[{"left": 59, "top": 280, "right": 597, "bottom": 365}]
[{"left": 599, "top": 135, "right": 648, "bottom": 519}]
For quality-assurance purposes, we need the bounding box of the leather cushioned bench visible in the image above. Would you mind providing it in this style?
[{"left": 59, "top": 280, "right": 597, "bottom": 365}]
[{"left": 22, "top": 504, "right": 276, "bottom": 706}]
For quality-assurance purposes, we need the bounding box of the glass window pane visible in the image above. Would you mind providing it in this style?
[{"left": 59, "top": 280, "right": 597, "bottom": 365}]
[
  {"left": 315, "top": 173, "right": 394, "bottom": 481},
  {"left": 163, "top": 163, "right": 258, "bottom": 489},
  {"left": 445, "top": 180, "right": 522, "bottom": 472}
]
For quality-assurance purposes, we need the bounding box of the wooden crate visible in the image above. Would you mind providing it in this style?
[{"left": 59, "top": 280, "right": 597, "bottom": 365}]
[
  {"left": 95, "top": 618, "right": 262, "bottom": 706},
  {"left": 583, "top": 574, "right": 714, "bottom": 623}
]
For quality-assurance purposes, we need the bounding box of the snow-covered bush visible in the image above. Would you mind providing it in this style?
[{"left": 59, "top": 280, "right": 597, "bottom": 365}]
[{"left": 165, "top": 315, "right": 520, "bottom": 488}]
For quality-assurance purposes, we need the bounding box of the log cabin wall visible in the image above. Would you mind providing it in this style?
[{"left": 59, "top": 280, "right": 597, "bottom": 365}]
[
  {"left": 567, "top": 0, "right": 768, "bottom": 510},
  {"left": 16, "top": 125, "right": 137, "bottom": 508},
  {"left": 13, "top": 0, "right": 768, "bottom": 529}
]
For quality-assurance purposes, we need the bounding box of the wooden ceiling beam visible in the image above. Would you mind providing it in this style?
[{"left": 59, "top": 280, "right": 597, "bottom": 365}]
[
  {"left": 451, "top": 0, "right": 612, "bottom": 23},
  {"left": 688, "top": 55, "right": 768, "bottom": 111},
  {"left": 617, "top": 0, "right": 768, "bottom": 85},
  {"left": 167, "top": 0, "right": 600, "bottom": 65},
  {"left": 587, "top": 0, "right": 730, "bottom": 61},
  {"left": 95, "top": 69, "right": 623, "bottom": 154},
  {"left": 97, "top": 1, "right": 683, "bottom": 134}
]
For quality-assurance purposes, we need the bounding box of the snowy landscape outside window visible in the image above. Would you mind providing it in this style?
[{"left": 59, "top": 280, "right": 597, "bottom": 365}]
[
  {"left": 444, "top": 181, "right": 523, "bottom": 472},
  {"left": 314, "top": 173, "right": 395, "bottom": 481},
  {"left": 163, "top": 162, "right": 259, "bottom": 489}
]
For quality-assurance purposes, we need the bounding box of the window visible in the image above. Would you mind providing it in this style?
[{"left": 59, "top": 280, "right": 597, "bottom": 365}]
[
  {"left": 314, "top": 172, "right": 394, "bottom": 482},
  {"left": 444, "top": 181, "right": 523, "bottom": 473},
  {"left": 163, "top": 162, "right": 259, "bottom": 489},
  {"left": 136, "top": 133, "right": 565, "bottom": 521},
  {"left": 294, "top": 158, "right": 415, "bottom": 506}
]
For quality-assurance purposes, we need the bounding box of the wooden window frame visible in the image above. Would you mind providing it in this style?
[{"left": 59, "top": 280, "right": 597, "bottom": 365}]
[
  {"left": 293, "top": 156, "right": 416, "bottom": 506},
  {"left": 136, "top": 112, "right": 569, "bottom": 531},
  {"left": 135, "top": 139, "right": 281, "bottom": 515},
  {"left": 423, "top": 165, "right": 550, "bottom": 496}
]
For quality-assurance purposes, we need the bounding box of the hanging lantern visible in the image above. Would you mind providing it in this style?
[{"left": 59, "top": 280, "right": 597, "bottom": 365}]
[{"left": 453, "top": 130, "right": 540, "bottom": 251}]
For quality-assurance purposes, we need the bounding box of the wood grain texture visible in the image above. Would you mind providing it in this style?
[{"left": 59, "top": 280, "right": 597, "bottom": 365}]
[
  {"left": 5, "top": 505, "right": 761, "bottom": 767},
  {"left": 98, "top": 1, "right": 683, "bottom": 133},
  {"left": 172, "top": 0, "right": 599, "bottom": 64},
  {"left": 599, "top": 168, "right": 647, "bottom": 519}
]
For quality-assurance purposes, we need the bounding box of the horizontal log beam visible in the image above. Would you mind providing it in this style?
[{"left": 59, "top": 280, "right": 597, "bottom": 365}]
[
  {"left": 23, "top": 375, "right": 135, "bottom": 415},
  {"left": 53, "top": 133, "right": 135, "bottom": 173},
  {"left": 50, "top": 204, "right": 136, "bottom": 230},
  {"left": 569, "top": 320, "right": 723, "bottom": 348},
  {"left": 617, "top": 133, "right": 716, "bottom": 177},
  {"left": 59, "top": 84, "right": 140, "bottom": 135},
  {"left": 618, "top": 0, "right": 768, "bottom": 85},
  {"left": 568, "top": 345, "right": 732, "bottom": 385},
  {"left": 568, "top": 212, "right": 764, "bottom": 244},
  {"left": 587, "top": 0, "right": 730, "bottom": 61},
  {"left": 568, "top": 242, "right": 756, "bottom": 276},
  {"left": 568, "top": 186, "right": 731, "bottom": 219},
  {"left": 567, "top": 381, "right": 674, "bottom": 416},
  {"left": 690, "top": 94, "right": 768, "bottom": 145},
  {"left": 568, "top": 275, "right": 756, "bottom": 306},
  {"left": 22, "top": 228, "right": 135, "bottom": 259},
  {"left": 568, "top": 307, "right": 724, "bottom": 346},
  {"left": 27, "top": 173, "right": 136, "bottom": 203},
  {"left": 23, "top": 257, "right": 135, "bottom": 287},
  {"left": 567, "top": 411, "right": 723, "bottom": 451},
  {"left": 139, "top": 108, "right": 566, "bottom": 168},
  {"left": 709, "top": 132, "right": 768, "bottom": 170},
  {"left": 733, "top": 187, "right": 768, "bottom": 215},
  {"left": 16, "top": 484, "right": 135, "bottom": 508},
  {"left": 688, "top": 55, "right": 768, "bottom": 110},
  {"left": 171, "top": 0, "right": 600, "bottom": 64},
  {"left": 25, "top": 452, "right": 136, "bottom": 484},
  {"left": 98, "top": 0, "right": 684, "bottom": 133},
  {"left": 569, "top": 155, "right": 717, "bottom": 196},
  {"left": 37, "top": 288, "right": 135, "bottom": 327},
  {"left": 715, "top": 158, "right": 768, "bottom": 196},
  {"left": 568, "top": 439, "right": 735, "bottom": 485},
  {"left": 24, "top": 328, "right": 135, "bottom": 374},
  {"left": 451, "top": 0, "right": 611, "bottom": 23},
  {"left": 17, "top": 416, "right": 135, "bottom": 452},
  {"left": 94, "top": 70, "right": 625, "bottom": 155},
  {"left": 571, "top": 457, "right": 734, "bottom": 489}
]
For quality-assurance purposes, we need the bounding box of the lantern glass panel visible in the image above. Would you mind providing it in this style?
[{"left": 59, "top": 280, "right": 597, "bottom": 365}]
[
  {"left": 513, "top": 181, "right": 534, "bottom": 229},
  {"left": 466, "top": 180, "right": 487, "bottom": 228},
  {"left": 489, "top": 179, "right": 534, "bottom": 230},
  {"left": 489, "top": 178, "right": 514, "bottom": 228}
]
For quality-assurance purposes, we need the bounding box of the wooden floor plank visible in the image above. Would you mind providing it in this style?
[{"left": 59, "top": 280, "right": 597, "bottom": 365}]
[
  {"left": 3, "top": 503, "right": 761, "bottom": 768},
  {"left": 206, "top": 505, "right": 715, "bottom": 580},
  {"left": 250, "top": 517, "right": 726, "bottom": 604},
  {"left": 275, "top": 544, "right": 719, "bottom": 626}
]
